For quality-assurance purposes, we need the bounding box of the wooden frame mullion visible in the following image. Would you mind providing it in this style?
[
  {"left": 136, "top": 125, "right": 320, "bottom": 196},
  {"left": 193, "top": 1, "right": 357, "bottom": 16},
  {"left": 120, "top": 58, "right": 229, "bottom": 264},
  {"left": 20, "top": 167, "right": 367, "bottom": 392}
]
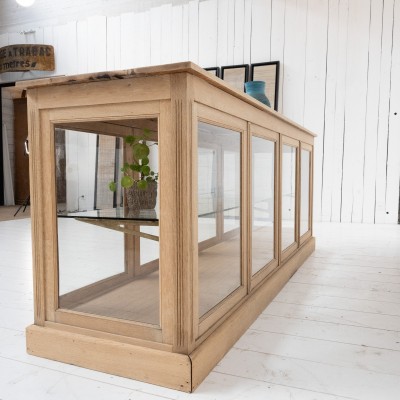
[
  {"left": 248, "top": 124, "right": 279, "bottom": 291},
  {"left": 299, "top": 142, "right": 313, "bottom": 244},
  {"left": 281, "top": 136, "right": 300, "bottom": 262}
]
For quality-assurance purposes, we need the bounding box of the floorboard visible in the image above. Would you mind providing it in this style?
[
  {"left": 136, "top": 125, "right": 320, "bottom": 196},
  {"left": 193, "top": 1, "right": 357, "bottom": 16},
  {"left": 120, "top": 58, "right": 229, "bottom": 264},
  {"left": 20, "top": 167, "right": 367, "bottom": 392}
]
[{"left": 0, "top": 218, "right": 399, "bottom": 399}]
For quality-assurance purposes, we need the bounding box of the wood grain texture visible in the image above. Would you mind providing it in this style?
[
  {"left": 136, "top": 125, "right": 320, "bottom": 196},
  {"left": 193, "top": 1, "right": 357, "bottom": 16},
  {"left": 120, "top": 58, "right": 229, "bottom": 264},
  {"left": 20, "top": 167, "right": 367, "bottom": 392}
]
[{"left": 26, "top": 325, "right": 192, "bottom": 392}]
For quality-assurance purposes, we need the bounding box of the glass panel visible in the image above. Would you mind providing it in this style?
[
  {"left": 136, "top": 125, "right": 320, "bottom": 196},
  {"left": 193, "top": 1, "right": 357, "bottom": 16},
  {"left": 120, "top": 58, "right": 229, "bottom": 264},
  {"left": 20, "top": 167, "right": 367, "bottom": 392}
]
[
  {"left": 197, "top": 147, "right": 217, "bottom": 241},
  {"left": 198, "top": 121, "right": 241, "bottom": 317},
  {"left": 282, "top": 144, "right": 296, "bottom": 251},
  {"left": 56, "top": 119, "right": 160, "bottom": 326},
  {"left": 223, "top": 150, "right": 240, "bottom": 233},
  {"left": 300, "top": 149, "right": 310, "bottom": 236},
  {"left": 252, "top": 136, "right": 275, "bottom": 275}
]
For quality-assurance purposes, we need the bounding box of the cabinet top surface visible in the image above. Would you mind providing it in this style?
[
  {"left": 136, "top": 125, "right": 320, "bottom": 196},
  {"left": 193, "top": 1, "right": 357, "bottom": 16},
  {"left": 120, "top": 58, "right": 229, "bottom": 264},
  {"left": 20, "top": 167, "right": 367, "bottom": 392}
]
[{"left": 14, "top": 61, "right": 316, "bottom": 138}]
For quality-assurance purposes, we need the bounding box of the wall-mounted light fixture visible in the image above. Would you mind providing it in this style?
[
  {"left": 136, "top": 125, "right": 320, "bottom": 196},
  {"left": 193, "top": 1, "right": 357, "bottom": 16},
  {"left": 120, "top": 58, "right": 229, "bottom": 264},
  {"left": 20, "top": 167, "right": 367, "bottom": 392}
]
[{"left": 16, "top": 0, "right": 35, "bottom": 7}]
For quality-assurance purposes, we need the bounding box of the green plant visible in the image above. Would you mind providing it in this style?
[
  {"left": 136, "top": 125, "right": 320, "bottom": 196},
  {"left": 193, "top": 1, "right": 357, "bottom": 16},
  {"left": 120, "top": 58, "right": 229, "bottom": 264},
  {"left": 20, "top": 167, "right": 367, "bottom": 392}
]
[{"left": 109, "top": 128, "right": 158, "bottom": 192}]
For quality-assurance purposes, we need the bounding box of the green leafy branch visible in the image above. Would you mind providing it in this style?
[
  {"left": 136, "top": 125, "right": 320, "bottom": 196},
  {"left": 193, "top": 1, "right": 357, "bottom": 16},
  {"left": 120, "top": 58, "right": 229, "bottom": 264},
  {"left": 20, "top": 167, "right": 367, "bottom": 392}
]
[{"left": 109, "top": 128, "right": 158, "bottom": 192}]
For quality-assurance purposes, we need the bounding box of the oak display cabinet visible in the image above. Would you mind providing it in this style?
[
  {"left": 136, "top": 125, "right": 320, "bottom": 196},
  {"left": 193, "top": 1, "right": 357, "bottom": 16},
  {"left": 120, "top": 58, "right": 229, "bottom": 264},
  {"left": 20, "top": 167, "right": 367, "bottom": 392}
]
[{"left": 21, "top": 62, "right": 315, "bottom": 392}]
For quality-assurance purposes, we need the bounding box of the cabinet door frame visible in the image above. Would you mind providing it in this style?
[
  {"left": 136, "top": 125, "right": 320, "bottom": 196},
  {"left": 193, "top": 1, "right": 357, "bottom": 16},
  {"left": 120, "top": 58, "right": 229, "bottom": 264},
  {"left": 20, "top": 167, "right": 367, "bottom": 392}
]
[
  {"left": 280, "top": 136, "right": 300, "bottom": 262},
  {"left": 249, "top": 124, "right": 279, "bottom": 291},
  {"left": 299, "top": 142, "right": 313, "bottom": 244},
  {"left": 31, "top": 99, "right": 177, "bottom": 345},
  {"left": 193, "top": 102, "right": 248, "bottom": 341}
]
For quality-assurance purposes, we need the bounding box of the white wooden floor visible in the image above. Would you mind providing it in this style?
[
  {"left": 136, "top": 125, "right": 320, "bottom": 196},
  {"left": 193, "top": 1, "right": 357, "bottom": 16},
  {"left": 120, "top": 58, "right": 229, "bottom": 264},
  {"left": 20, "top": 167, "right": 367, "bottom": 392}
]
[{"left": 0, "top": 218, "right": 399, "bottom": 399}]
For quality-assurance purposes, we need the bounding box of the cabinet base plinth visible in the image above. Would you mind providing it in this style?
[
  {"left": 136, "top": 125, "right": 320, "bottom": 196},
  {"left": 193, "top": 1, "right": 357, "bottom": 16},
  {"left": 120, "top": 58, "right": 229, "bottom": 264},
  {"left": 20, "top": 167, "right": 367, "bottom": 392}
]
[
  {"left": 26, "top": 237, "right": 315, "bottom": 392},
  {"left": 26, "top": 325, "right": 192, "bottom": 392}
]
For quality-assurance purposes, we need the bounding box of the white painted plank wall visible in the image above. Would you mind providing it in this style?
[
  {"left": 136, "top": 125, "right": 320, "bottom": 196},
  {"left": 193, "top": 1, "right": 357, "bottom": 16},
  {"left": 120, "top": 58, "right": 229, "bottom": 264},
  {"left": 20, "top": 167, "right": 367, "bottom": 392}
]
[{"left": 0, "top": 0, "right": 399, "bottom": 223}]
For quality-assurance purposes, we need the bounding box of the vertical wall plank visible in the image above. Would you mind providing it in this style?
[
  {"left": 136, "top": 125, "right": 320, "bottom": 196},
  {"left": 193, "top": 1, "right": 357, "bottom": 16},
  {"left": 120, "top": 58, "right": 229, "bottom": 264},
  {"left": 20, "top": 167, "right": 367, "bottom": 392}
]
[
  {"left": 362, "top": 0, "right": 383, "bottom": 223},
  {"left": 270, "top": 0, "right": 286, "bottom": 113},
  {"left": 282, "top": 0, "right": 308, "bottom": 124},
  {"left": 226, "top": 0, "right": 235, "bottom": 65},
  {"left": 160, "top": 4, "right": 173, "bottom": 65},
  {"left": 303, "top": 0, "right": 328, "bottom": 223},
  {"left": 385, "top": 0, "right": 400, "bottom": 223},
  {"left": 233, "top": 0, "right": 245, "bottom": 64},
  {"left": 120, "top": 12, "right": 136, "bottom": 68},
  {"left": 53, "top": 21, "right": 78, "bottom": 75},
  {"left": 106, "top": 16, "right": 121, "bottom": 71},
  {"left": 77, "top": 21, "right": 88, "bottom": 74},
  {"left": 150, "top": 6, "right": 162, "bottom": 66},
  {"left": 375, "top": 0, "right": 395, "bottom": 223},
  {"left": 243, "top": 0, "right": 252, "bottom": 64},
  {"left": 188, "top": 0, "right": 199, "bottom": 63},
  {"left": 217, "top": 0, "right": 229, "bottom": 66},
  {"left": 199, "top": 0, "right": 218, "bottom": 68},
  {"left": 320, "top": 0, "right": 339, "bottom": 222},
  {"left": 340, "top": 0, "right": 370, "bottom": 223},
  {"left": 87, "top": 16, "right": 107, "bottom": 72},
  {"left": 330, "top": 0, "right": 349, "bottom": 222},
  {"left": 182, "top": 2, "right": 189, "bottom": 61},
  {"left": 251, "top": 0, "right": 272, "bottom": 63},
  {"left": 135, "top": 10, "right": 151, "bottom": 67},
  {"left": 171, "top": 3, "right": 184, "bottom": 63}
]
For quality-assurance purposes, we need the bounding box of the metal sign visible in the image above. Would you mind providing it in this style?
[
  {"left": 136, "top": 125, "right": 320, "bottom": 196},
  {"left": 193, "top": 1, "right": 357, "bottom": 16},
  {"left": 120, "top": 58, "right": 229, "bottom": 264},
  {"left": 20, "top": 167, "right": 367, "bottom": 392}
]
[{"left": 0, "top": 44, "right": 55, "bottom": 73}]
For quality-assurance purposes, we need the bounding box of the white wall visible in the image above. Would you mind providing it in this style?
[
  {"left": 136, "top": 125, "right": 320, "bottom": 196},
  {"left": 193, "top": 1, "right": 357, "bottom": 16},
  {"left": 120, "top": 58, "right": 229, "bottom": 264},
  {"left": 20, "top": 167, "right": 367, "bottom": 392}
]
[{"left": 1, "top": 0, "right": 399, "bottom": 223}]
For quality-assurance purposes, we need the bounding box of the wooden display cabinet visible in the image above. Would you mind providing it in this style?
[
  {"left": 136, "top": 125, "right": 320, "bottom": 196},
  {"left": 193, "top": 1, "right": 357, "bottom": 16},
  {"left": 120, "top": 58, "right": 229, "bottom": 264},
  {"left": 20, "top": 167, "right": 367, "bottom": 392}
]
[{"left": 19, "top": 62, "right": 315, "bottom": 392}]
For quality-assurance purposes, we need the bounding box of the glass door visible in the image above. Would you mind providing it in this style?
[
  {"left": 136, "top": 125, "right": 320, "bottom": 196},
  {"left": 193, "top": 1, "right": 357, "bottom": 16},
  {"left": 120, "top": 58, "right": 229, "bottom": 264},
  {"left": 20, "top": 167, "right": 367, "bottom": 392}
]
[
  {"left": 250, "top": 125, "right": 278, "bottom": 288},
  {"left": 300, "top": 144, "right": 312, "bottom": 242},
  {"left": 281, "top": 138, "right": 299, "bottom": 259}
]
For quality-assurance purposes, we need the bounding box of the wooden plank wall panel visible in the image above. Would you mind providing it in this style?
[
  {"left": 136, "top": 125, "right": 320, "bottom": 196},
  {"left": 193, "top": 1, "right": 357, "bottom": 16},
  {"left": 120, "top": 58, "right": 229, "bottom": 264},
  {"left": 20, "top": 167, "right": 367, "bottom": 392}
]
[
  {"left": 106, "top": 16, "right": 122, "bottom": 71},
  {"left": 1, "top": 0, "right": 399, "bottom": 223},
  {"left": 341, "top": 0, "right": 370, "bottom": 223},
  {"left": 226, "top": 0, "right": 235, "bottom": 65},
  {"left": 188, "top": 0, "right": 199, "bottom": 64},
  {"left": 362, "top": 0, "right": 384, "bottom": 223},
  {"left": 216, "top": 0, "right": 229, "bottom": 66},
  {"left": 120, "top": 13, "right": 135, "bottom": 69},
  {"left": 87, "top": 16, "right": 107, "bottom": 73},
  {"left": 243, "top": 0, "right": 252, "bottom": 65},
  {"left": 250, "top": 0, "right": 272, "bottom": 63},
  {"left": 320, "top": 0, "right": 339, "bottom": 222},
  {"left": 233, "top": 0, "right": 245, "bottom": 65},
  {"left": 329, "top": 0, "right": 349, "bottom": 222},
  {"left": 160, "top": 4, "right": 173, "bottom": 65},
  {"left": 77, "top": 21, "right": 88, "bottom": 74},
  {"left": 385, "top": 0, "right": 400, "bottom": 223},
  {"left": 375, "top": 0, "right": 396, "bottom": 223},
  {"left": 303, "top": 0, "right": 329, "bottom": 223},
  {"left": 199, "top": 0, "right": 218, "bottom": 68},
  {"left": 135, "top": 11, "right": 152, "bottom": 68},
  {"left": 171, "top": 4, "right": 185, "bottom": 63},
  {"left": 270, "top": 0, "right": 286, "bottom": 114},
  {"left": 282, "top": 0, "right": 308, "bottom": 124}
]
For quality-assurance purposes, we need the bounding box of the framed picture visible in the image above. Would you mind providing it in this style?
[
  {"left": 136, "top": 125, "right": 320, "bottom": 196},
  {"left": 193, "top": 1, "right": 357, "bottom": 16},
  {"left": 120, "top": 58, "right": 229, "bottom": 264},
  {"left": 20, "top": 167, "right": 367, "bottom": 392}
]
[
  {"left": 204, "top": 67, "right": 220, "bottom": 77},
  {"left": 221, "top": 64, "right": 249, "bottom": 92},
  {"left": 250, "top": 61, "right": 280, "bottom": 111}
]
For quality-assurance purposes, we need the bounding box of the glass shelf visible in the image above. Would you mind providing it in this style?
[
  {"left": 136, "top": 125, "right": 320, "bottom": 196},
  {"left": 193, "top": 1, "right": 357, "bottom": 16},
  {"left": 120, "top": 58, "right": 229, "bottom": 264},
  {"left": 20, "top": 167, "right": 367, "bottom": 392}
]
[{"left": 57, "top": 207, "right": 159, "bottom": 222}]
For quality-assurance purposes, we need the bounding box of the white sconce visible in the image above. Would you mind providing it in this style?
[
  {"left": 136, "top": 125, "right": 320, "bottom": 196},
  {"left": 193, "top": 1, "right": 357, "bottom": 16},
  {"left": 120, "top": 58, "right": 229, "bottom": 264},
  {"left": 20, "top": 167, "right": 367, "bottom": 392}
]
[{"left": 16, "top": 0, "right": 35, "bottom": 7}]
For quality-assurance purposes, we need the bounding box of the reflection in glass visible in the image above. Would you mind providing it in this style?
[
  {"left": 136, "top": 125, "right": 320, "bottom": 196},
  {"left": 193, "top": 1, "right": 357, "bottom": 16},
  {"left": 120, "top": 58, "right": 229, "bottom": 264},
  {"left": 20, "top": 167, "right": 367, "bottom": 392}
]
[
  {"left": 55, "top": 120, "right": 160, "bottom": 326},
  {"left": 198, "top": 121, "right": 241, "bottom": 317},
  {"left": 223, "top": 150, "right": 240, "bottom": 232},
  {"left": 282, "top": 144, "right": 296, "bottom": 251},
  {"left": 197, "top": 147, "right": 217, "bottom": 242},
  {"left": 300, "top": 149, "right": 310, "bottom": 236},
  {"left": 252, "top": 136, "right": 274, "bottom": 275}
]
